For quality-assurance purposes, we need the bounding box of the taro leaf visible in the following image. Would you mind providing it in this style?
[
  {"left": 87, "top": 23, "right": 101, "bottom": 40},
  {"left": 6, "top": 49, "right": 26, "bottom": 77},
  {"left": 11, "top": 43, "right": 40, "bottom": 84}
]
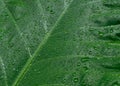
[{"left": 0, "top": 0, "right": 120, "bottom": 86}]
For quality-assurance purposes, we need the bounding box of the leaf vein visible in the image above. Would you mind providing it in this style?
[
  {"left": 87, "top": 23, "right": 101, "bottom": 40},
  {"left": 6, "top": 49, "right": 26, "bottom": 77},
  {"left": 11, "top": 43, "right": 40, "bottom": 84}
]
[
  {"left": 1, "top": 0, "right": 32, "bottom": 57},
  {"left": 37, "top": 0, "right": 48, "bottom": 33},
  {"left": 11, "top": 0, "right": 74, "bottom": 85}
]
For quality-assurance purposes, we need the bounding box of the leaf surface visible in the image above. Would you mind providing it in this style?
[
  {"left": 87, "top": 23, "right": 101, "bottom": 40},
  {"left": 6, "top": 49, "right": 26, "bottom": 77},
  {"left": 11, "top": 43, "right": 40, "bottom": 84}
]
[
  {"left": 0, "top": 0, "right": 71, "bottom": 86},
  {"left": 0, "top": 0, "right": 120, "bottom": 86}
]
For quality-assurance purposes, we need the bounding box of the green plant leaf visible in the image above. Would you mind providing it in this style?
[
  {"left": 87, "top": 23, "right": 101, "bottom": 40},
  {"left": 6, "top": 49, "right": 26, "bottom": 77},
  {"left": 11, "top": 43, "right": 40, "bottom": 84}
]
[{"left": 0, "top": 0, "right": 120, "bottom": 86}]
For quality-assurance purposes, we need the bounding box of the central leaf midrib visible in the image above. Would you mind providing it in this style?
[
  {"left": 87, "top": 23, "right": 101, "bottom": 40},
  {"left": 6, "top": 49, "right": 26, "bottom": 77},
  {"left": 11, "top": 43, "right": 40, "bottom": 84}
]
[{"left": 11, "top": 0, "right": 74, "bottom": 86}]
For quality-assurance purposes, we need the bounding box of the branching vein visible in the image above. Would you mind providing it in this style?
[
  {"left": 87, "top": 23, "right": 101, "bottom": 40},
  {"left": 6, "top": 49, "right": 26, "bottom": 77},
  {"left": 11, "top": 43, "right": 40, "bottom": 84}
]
[
  {"left": 1, "top": 0, "right": 32, "bottom": 57},
  {"left": 12, "top": 0, "right": 74, "bottom": 86}
]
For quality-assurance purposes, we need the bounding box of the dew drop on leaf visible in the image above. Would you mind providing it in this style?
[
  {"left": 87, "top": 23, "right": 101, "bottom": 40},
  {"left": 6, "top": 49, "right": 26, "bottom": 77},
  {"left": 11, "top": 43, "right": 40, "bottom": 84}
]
[
  {"left": 93, "top": 46, "right": 97, "bottom": 50},
  {"left": 98, "top": 31, "right": 104, "bottom": 36},
  {"left": 72, "top": 72, "right": 77, "bottom": 77},
  {"left": 88, "top": 50, "right": 92, "bottom": 55},
  {"left": 81, "top": 57, "right": 89, "bottom": 63},
  {"left": 50, "top": 10, "right": 55, "bottom": 14},
  {"left": 73, "top": 77, "right": 78, "bottom": 83}
]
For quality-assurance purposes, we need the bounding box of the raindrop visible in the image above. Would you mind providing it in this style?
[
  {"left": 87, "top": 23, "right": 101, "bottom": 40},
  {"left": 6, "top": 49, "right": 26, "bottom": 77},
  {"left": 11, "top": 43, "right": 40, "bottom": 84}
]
[
  {"left": 98, "top": 31, "right": 104, "bottom": 36},
  {"left": 72, "top": 72, "right": 77, "bottom": 77},
  {"left": 81, "top": 57, "right": 89, "bottom": 63},
  {"left": 81, "top": 81, "right": 87, "bottom": 86},
  {"left": 50, "top": 9, "right": 55, "bottom": 14},
  {"left": 88, "top": 50, "right": 92, "bottom": 55},
  {"left": 73, "top": 77, "right": 78, "bottom": 83},
  {"left": 93, "top": 46, "right": 97, "bottom": 50}
]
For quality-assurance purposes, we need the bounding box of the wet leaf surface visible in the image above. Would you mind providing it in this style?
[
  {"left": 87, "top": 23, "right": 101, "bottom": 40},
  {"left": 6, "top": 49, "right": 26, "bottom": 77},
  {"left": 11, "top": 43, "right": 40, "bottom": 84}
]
[{"left": 0, "top": 0, "right": 120, "bottom": 86}]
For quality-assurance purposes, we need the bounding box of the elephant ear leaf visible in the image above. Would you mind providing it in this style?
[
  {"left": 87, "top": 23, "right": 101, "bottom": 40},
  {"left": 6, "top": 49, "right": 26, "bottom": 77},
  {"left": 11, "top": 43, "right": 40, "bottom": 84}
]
[
  {"left": 0, "top": 0, "right": 72, "bottom": 86},
  {"left": 0, "top": 0, "right": 120, "bottom": 86}
]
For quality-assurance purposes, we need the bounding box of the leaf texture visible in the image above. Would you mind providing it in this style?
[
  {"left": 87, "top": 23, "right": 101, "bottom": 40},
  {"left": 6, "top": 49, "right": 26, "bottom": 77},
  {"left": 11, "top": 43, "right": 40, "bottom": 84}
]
[
  {"left": 0, "top": 0, "right": 120, "bottom": 86},
  {"left": 0, "top": 0, "right": 72, "bottom": 86}
]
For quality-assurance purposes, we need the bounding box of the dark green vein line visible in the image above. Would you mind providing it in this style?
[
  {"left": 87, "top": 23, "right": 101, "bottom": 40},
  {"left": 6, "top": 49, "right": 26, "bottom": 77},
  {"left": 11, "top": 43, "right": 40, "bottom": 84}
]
[
  {"left": 0, "top": 56, "right": 8, "bottom": 86},
  {"left": 11, "top": 0, "right": 74, "bottom": 86}
]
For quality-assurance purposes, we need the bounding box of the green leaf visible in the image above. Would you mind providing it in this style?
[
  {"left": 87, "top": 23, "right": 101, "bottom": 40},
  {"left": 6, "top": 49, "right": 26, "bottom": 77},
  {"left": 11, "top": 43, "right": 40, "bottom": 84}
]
[{"left": 0, "top": 0, "right": 120, "bottom": 86}]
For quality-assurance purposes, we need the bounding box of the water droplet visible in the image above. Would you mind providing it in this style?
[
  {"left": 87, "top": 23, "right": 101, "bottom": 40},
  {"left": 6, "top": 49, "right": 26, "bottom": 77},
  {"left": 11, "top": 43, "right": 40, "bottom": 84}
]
[
  {"left": 88, "top": 50, "right": 92, "bottom": 55},
  {"left": 81, "top": 81, "right": 87, "bottom": 86},
  {"left": 93, "top": 46, "right": 97, "bottom": 50},
  {"left": 81, "top": 57, "right": 89, "bottom": 63},
  {"left": 73, "top": 77, "right": 78, "bottom": 83},
  {"left": 98, "top": 31, "right": 104, "bottom": 36},
  {"left": 72, "top": 72, "right": 77, "bottom": 77},
  {"left": 50, "top": 10, "right": 55, "bottom": 14}
]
